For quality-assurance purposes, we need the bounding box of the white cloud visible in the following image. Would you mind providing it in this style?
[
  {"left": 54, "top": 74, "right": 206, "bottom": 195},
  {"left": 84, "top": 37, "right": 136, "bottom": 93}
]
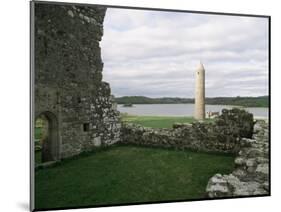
[{"left": 100, "top": 8, "right": 269, "bottom": 97}]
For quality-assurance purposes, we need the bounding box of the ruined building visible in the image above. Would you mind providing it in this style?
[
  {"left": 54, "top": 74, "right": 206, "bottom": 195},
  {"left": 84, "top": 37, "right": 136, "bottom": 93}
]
[{"left": 34, "top": 3, "right": 121, "bottom": 161}]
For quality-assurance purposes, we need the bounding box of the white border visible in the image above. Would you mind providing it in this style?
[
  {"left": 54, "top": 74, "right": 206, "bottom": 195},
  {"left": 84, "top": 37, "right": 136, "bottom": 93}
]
[{"left": 1, "top": 0, "right": 280, "bottom": 211}]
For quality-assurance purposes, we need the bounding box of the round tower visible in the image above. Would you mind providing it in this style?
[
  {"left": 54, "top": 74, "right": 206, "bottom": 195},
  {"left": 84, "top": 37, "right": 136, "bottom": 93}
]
[{"left": 194, "top": 62, "right": 205, "bottom": 120}]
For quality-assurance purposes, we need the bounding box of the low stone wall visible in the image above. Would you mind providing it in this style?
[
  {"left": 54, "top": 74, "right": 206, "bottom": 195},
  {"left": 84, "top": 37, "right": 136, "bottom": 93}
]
[
  {"left": 120, "top": 108, "right": 254, "bottom": 154},
  {"left": 120, "top": 109, "right": 268, "bottom": 197},
  {"left": 206, "top": 120, "right": 269, "bottom": 197}
]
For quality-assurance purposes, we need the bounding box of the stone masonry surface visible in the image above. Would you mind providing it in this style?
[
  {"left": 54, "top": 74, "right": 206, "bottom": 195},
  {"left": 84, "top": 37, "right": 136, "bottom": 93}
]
[
  {"left": 35, "top": 3, "right": 121, "bottom": 159},
  {"left": 121, "top": 108, "right": 254, "bottom": 154},
  {"left": 206, "top": 120, "right": 269, "bottom": 197}
]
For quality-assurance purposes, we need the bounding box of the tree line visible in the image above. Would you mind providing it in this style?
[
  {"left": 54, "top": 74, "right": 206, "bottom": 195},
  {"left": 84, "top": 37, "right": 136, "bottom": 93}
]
[{"left": 114, "top": 96, "right": 269, "bottom": 107}]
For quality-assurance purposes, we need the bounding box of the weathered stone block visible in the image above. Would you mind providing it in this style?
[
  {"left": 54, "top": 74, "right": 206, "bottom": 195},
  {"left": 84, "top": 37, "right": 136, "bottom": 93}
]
[{"left": 92, "top": 137, "right": 101, "bottom": 147}]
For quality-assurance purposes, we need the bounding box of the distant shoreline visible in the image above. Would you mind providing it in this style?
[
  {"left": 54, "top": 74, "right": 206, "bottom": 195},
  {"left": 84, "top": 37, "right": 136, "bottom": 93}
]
[
  {"left": 117, "top": 103, "right": 268, "bottom": 108},
  {"left": 115, "top": 96, "right": 269, "bottom": 108}
]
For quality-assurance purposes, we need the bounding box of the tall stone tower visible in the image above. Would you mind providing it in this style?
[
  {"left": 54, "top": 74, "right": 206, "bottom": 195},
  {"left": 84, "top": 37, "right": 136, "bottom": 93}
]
[{"left": 194, "top": 62, "right": 206, "bottom": 120}]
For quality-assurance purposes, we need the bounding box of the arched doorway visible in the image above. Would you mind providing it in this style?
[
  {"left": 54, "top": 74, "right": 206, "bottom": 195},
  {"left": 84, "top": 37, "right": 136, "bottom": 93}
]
[{"left": 35, "top": 111, "right": 59, "bottom": 163}]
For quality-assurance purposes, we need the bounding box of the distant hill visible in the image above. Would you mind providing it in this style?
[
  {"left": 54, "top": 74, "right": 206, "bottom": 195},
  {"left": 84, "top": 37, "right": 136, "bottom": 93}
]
[{"left": 114, "top": 96, "right": 269, "bottom": 107}]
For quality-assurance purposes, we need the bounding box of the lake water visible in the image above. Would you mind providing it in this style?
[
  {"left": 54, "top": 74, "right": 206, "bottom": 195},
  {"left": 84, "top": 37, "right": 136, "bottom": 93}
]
[{"left": 117, "top": 104, "right": 269, "bottom": 119}]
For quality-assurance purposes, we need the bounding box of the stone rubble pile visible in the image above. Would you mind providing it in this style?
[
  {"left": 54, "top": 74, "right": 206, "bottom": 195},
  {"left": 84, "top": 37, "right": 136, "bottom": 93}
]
[{"left": 206, "top": 120, "right": 269, "bottom": 197}]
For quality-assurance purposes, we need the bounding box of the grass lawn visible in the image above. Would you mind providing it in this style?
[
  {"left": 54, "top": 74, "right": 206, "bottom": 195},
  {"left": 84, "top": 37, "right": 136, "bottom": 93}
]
[
  {"left": 121, "top": 115, "right": 213, "bottom": 128},
  {"left": 35, "top": 145, "right": 235, "bottom": 209}
]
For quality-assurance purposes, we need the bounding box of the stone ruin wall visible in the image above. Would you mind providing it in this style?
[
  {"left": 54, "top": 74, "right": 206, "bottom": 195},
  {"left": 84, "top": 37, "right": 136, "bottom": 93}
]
[
  {"left": 121, "top": 108, "right": 254, "bottom": 154},
  {"left": 35, "top": 3, "right": 121, "bottom": 159},
  {"left": 120, "top": 108, "right": 269, "bottom": 197},
  {"left": 206, "top": 120, "right": 269, "bottom": 197}
]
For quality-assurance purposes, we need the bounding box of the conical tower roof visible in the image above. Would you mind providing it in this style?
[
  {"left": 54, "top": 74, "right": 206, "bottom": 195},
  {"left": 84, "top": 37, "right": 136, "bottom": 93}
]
[{"left": 196, "top": 61, "right": 205, "bottom": 71}]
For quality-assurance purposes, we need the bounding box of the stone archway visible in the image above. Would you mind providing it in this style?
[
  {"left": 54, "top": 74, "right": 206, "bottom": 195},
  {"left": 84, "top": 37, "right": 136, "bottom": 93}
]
[{"left": 36, "top": 111, "right": 60, "bottom": 162}]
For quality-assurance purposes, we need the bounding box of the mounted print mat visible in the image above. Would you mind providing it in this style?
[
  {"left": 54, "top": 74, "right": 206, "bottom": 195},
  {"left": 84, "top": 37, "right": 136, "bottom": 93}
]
[{"left": 30, "top": 1, "right": 270, "bottom": 211}]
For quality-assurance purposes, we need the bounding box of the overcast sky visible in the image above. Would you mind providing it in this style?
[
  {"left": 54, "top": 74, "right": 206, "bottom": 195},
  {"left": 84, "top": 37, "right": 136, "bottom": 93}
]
[{"left": 100, "top": 8, "right": 269, "bottom": 98}]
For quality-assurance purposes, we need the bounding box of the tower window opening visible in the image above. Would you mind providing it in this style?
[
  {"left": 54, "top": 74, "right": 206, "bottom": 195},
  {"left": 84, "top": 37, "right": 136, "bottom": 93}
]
[{"left": 83, "top": 123, "right": 90, "bottom": 132}]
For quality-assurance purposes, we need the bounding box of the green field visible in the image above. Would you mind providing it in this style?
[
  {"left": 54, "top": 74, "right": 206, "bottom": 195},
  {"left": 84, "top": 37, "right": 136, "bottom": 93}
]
[
  {"left": 115, "top": 95, "right": 269, "bottom": 107},
  {"left": 122, "top": 115, "right": 213, "bottom": 128},
  {"left": 35, "top": 127, "right": 42, "bottom": 140},
  {"left": 35, "top": 145, "right": 235, "bottom": 209}
]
